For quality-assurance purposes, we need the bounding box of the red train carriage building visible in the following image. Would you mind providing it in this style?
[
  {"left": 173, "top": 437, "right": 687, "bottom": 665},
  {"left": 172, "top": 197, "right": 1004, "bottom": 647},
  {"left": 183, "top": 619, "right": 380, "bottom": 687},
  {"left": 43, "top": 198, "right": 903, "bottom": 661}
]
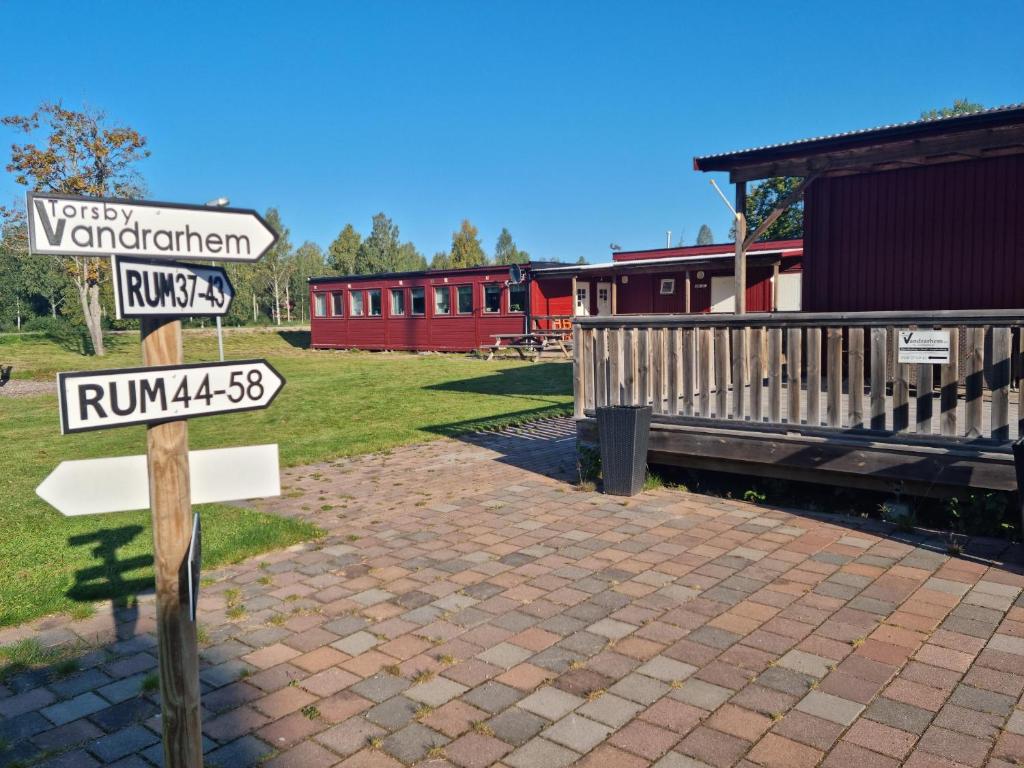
[
  {"left": 308, "top": 263, "right": 572, "bottom": 352},
  {"left": 308, "top": 241, "right": 804, "bottom": 352}
]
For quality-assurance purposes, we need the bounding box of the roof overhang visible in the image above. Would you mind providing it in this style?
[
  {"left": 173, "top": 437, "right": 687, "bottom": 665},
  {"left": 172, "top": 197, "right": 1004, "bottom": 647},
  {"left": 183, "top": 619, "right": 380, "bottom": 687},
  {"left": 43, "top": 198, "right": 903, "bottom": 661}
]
[
  {"left": 693, "top": 104, "right": 1024, "bottom": 183},
  {"left": 533, "top": 251, "right": 790, "bottom": 278}
]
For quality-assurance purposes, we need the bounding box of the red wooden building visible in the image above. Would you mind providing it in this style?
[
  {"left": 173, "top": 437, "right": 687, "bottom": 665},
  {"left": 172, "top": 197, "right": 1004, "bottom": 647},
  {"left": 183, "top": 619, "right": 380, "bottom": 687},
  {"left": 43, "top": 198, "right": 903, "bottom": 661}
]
[
  {"left": 308, "top": 263, "right": 571, "bottom": 352},
  {"left": 532, "top": 239, "right": 802, "bottom": 317},
  {"left": 693, "top": 103, "right": 1024, "bottom": 312}
]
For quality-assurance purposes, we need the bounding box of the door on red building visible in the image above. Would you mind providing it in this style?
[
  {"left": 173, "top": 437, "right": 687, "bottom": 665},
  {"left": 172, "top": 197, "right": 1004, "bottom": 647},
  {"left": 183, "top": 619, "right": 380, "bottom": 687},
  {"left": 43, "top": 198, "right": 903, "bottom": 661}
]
[
  {"left": 574, "top": 282, "right": 590, "bottom": 316},
  {"left": 595, "top": 282, "right": 612, "bottom": 316}
]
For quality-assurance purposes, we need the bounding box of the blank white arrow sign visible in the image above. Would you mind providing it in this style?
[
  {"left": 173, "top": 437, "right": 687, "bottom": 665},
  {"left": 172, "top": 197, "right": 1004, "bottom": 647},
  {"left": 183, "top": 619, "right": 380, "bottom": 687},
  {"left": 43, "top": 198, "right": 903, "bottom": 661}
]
[{"left": 37, "top": 444, "right": 280, "bottom": 516}]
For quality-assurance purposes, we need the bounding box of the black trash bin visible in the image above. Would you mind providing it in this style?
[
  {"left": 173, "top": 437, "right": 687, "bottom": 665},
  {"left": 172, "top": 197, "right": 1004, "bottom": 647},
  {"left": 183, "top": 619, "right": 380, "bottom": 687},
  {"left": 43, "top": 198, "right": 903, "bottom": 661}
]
[{"left": 596, "top": 405, "right": 652, "bottom": 496}]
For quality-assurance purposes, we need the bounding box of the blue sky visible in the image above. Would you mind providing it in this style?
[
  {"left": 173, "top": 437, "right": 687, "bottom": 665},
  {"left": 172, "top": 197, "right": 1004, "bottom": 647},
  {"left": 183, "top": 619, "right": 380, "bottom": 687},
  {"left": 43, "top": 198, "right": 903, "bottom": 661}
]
[{"left": 1, "top": 1, "right": 1020, "bottom": 264}]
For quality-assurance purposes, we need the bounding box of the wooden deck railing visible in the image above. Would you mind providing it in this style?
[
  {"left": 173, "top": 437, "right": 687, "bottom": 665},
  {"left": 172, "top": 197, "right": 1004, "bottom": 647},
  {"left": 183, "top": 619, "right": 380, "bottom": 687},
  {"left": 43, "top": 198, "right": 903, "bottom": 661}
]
[{"left": 573, "top": 310, "right": 1024, "bottom": 445}]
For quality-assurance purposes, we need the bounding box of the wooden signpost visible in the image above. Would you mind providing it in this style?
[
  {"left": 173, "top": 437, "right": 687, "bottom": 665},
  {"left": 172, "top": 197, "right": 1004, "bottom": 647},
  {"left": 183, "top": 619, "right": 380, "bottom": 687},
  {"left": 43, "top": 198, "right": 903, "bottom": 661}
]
[{"left": 30, "top": 192, "right": 283, "bottom": 768}]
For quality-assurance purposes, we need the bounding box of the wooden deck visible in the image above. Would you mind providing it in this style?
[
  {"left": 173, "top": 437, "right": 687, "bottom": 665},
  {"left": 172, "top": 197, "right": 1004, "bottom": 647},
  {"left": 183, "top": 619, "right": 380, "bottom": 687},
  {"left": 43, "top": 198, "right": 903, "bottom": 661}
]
[{"left": 574, "top": 310, "right": 1024, "bottom": 495}]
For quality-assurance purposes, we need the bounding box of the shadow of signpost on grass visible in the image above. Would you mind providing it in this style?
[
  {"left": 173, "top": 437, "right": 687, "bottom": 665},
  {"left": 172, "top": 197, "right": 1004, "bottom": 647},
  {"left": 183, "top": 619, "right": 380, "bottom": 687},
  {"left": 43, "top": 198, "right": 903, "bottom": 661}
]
[{"left": 66, "top": 526, "right": 154, "bottom": 641}]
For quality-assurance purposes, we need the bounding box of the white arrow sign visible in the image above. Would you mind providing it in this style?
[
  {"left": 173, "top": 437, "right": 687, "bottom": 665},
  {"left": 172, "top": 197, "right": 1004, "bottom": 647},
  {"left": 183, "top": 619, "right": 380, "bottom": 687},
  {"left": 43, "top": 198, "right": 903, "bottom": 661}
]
[
  {"left": 58, "top": 359, "right": 285, "bottom": 434},
  {"left": 36, "top": 444, "right": 281, "bottom": 516},
  {"left": 27, "top": 192, "right": 277, "bottom": 263},
  {"left": 112, "top": 256, "right": 235, "bottom": 319}
]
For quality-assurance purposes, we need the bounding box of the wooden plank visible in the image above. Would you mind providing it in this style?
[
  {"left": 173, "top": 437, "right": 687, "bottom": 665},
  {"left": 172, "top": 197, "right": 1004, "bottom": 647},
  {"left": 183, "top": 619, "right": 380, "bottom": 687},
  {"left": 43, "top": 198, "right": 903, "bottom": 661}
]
[
  {"left": 827, "top": 328, "right": 843, "bottom": 427},
  {"left": 848, "top": 328, "right": 864, "bottom": 429},
  {"left": 623, "top": 328, "right": 637, "bottom": 406},
  {"left": 608, "top": 327, "right": 622, "bottom": 406},
  {"left": 698, "top": 328, "right": 712, "bottom": 418},
  {"left": 637, "top": 328, "right": 650, "bottom": 407},
  {"left": 992, "top": 326, "right": 1012, "bottom": 441},
  {"left": 917, "top": 363, "right": 933, "bottom": 434},
  {"left": 749, "top": 327, "right": 763, "bottom": 422},
  {"left": 735, "top": 182, "right": 747, "bottom": 315},
  {"left": 589, "top": 329, "right": 598, "bottom": 415},
  {"left": 966, "top": 326, "right": 984, "bottom": 438},
  {"left": 787, "top": 327, "right": 802, "bottom": 425},
  {"left": 714, "top": 328, "right": 729, "bottom": 419},
  {"left": 681, "top": 328, "right": 695, "bottom": 417},
  {"left": 940, "top": 327, "right": 960, "bottom": 437},
  {"left": 731, "top": 328, "right": 746, "bottom": 420},
  {"left": 651, "top": 328, "right": 664, "bottom": 414},
  {"left": 870, "top": 327, "right": 887, "bottom": 430},
  {"left": 667, "top": 328, "right": 680, "bottom": 415},
  {"left": 807, "top": 327, "right": 821, "bottom": 426},
  {"left": 573, "top": 324, "right": 585, "bottom": 418},
  {"left": 140, "top": 318, "right": 203, "bottom": 768},
  {"left": 594, "top": 327, "right": 607, "bottom": 408},
  {"left": 768, "top": 328, "right": 782, "bottom": 423},
  {"left": 893, "top": 362, "right": 910, "bottom": 432}
]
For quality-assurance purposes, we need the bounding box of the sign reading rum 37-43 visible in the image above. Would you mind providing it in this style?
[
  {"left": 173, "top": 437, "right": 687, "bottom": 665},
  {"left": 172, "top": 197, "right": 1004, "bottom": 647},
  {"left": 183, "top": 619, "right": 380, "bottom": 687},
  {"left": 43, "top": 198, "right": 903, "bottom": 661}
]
[
  {"left": 28, "top": 192, "right": 277, "bottom": 262},
  {"left": 58, "top": 359, "right": 285, "bottom": 434},
  {"left": 112, "top": 256, "right": 234, "bottom": 319}
]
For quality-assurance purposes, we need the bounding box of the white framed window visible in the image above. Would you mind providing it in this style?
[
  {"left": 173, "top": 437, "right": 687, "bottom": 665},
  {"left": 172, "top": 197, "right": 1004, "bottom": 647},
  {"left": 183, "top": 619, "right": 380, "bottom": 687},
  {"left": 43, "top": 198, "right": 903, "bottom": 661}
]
[
  {"left": 314, "top": 293, "right": 327, "bottom": 318},
  {"left": 368, "top": 289, "right": 382, "bottom": 316},
  {"left": 350, "top": 291, "right": 364, "bottom": 316},
  {"left": 484, "top": 283, "right": 501, "bottom": 313},
  {"left": 509, "top": 284, "right": 526, "bottom": 313},
  {"left": 391, "top": 288, "right": 405, "bottom": 315},
  {"left": 434, "top": 286, "right": 450, "bottom": 315},
  {"left": 331, "top": 291, "right": 344, "bottom": 316},
  {"left": 456, "top": 285, "right": 473, "bottom": 314},
  {"left": 411, "top": 287, "right": 425, "bottom": 315},
  {"left": 659, "top": 278, "right": 675, "bottom": 295}
]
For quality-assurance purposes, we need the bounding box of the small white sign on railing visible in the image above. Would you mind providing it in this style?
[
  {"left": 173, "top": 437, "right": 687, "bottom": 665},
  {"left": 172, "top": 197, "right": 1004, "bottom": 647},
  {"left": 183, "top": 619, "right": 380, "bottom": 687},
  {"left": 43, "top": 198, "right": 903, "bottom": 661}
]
[{"left": 897, "top": 329, "right": 951, "bottom": 364}]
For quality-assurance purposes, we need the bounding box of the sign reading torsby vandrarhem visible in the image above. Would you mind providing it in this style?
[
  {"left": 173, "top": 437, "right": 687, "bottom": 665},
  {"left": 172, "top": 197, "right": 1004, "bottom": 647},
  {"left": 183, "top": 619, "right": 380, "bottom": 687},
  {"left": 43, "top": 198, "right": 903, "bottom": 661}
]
[{"left": 27, "top": 192, "right": 278, "bottom": 262}]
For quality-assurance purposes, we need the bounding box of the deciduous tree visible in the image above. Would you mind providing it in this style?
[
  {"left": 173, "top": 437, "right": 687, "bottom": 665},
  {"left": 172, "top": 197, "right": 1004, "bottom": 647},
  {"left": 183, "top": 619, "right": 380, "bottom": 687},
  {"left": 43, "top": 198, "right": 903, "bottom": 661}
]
[
  {"left": 449, "top": 219, "right": 487, "bottom": 268},
  {"left": 327, "top": 224, "right": 360, "bottom": 275},
  {"left": 255, "top": 208, "right": 294, "bottom": 325},
  {"left": 2, "top": 102, "right": 149, "bottom": 354},
  {"left": 290, "top": 241, "right": 326, "bottom": 321},
  {"left": 920, "top": 99, "right": 984, "bottom": 120}
]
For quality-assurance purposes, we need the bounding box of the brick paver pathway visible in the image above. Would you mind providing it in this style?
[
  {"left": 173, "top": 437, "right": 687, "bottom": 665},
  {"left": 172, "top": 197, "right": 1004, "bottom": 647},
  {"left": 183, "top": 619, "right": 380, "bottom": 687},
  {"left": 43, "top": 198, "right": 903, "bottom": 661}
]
[{"left": 3, "top": 418, "right": 1024, "bottom": 767}]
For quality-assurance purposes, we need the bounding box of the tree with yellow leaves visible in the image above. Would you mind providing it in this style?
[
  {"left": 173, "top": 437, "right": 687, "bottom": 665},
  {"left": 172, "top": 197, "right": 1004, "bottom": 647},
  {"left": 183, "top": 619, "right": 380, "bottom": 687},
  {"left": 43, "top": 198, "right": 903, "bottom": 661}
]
[{"left": 2, "top": 102, "right": 149, "bottom": 355}]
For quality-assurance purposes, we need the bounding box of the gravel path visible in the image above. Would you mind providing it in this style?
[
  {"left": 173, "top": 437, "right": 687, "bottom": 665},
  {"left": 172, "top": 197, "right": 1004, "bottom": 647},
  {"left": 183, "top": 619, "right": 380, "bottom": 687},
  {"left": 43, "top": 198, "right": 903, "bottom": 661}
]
[{"left": 0, "top": 379, "right": 57, "bottom": 398}]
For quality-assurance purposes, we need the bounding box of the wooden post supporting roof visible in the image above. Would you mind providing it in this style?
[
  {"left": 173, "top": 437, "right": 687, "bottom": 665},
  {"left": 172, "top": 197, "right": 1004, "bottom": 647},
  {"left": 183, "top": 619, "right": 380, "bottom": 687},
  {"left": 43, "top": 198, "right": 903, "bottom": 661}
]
[{"left": 734, "top": 182, "right": 747, "bottom": 314}]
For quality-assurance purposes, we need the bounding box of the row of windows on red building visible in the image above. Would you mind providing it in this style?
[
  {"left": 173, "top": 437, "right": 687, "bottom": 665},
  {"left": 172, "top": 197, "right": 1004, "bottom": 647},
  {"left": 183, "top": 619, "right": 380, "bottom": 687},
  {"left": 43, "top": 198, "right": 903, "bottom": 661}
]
[{"left": 314, "top": 282, "right": 527, "bottom": 318}]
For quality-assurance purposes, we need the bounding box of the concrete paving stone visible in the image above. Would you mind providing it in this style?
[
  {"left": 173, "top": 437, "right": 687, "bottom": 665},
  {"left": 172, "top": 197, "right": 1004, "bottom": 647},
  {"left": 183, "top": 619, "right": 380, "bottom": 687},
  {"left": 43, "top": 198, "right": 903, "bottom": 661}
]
[
  {"left": 314, "top": 716, "right": 386, "bottom": 756},
  {"left": 864, "top": 697, "right": 935, "bottom": 735},
  {"left": 49, "top": 669, "right": 113, "bottom": 699},
  {"left": 559, "top": 630, "right": 609, "bottom": 656},
  {"left": 41, "top": 692, "right": 108, "bottom": 726},
  {"left": 676, "top": 725, "right": 751, "bottom": 767},
  {"left": 381, "top": 721, "right": 449, "bottom": 763},
  {"left": 87, "top": 723, "right": 158, "bottom": 763},
  {"left": 462, "top": 681, "right": 525, "bottom": 714},
  {"left": 323, "top": 615, "right": 371, "bottom": 636},
  {"left": 203, "top": 681, "right": 262, "bottom": 713},
  {"left": 636, "top": 655, "right": 698, "bottom": 682},
  {"left": 795, "top": 691, "right": 864, "bottom": 726},
  {"left": 669, "top": 678, "right": 734, "bottom": 711},
  {"left": 755, "top": 666, "right": 814, "bottom": 697},
  {"left": 0, "top": 710, "right": 51, "bottom": 745},
  {"left": 88, "top": 697, "right": 159, "bottom": 732},
  {"left": 652, "top": 753, "right": 716, "bottom": 768},
  {"left": 777, "top": 649, "right": 832, "bottom": 678},
  {"left": 948, "top": 683, "right": 1015, "bottom": 715},
  {"left": 203, "top": 705, "right": 271, "bottom": 742},
  {"left": 608, "top": 672, "right": 671, "bottom": 705},
  {"left": 1006, "top": 709, "right": 1024, "bottom": 735},
  {"left": 476, "top": 642, "right": 533, "bottom": 669},
  {"left": 505, "top": 736, "right": 580, "bottom": 768},
  {"left": 364, "top": 695, "right": 420, "bottom": 729},
  {"left": 204, "top": 734, "right": 274, "bottom": 767},
  {"left": 406, "top": 676, "right": 468, "bottom": 707},
  {"left": 588, "top": 618, "right": 637, "bottom": 641},
  {"left": 333, "top": 630, "right": 381, "bottom": 656},
  {"left": 350, "top": 673, "right": 412, "bottom": 703},
  {"left": 517, "top": 686, "right": 584, "bottom": 720},
  {"left": 444, "top": 732, "right": 514, "bottom": 768},
  {"left": 0, "top": 687, "right": 56, "bottom": 718},
  {"left": 542, "top": 713, "right": 612, "bottom": 753},
  {"left": 263, "top": 740, "right": 339, "bottom": 768},
  {"left": 487, "top": 707, "right": 548, "bottom": 746},
  {"left": 576, "top": 692, "right": 646, "bottom": 730}
]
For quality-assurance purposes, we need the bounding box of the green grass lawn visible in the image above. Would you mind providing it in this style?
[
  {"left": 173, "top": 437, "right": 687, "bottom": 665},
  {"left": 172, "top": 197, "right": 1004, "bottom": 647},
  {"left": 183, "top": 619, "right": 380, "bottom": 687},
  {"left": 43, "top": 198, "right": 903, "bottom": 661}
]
[{"left": 0, "top": 329, "right": 571, "bottom": 626}]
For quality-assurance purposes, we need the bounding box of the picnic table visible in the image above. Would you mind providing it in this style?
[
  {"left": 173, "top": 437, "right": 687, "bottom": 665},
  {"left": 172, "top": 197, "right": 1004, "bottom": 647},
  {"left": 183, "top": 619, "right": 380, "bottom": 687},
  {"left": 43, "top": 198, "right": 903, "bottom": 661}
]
[{"left": 480, "top": 331, "right": 572, "bottom": 361}]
